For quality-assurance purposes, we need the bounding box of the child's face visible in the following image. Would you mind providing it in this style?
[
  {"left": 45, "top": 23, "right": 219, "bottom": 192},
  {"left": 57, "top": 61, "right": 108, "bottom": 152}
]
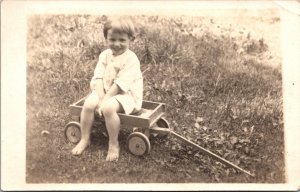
[{"left": 106, "top": 29, "right": 130, "bottom": 56}]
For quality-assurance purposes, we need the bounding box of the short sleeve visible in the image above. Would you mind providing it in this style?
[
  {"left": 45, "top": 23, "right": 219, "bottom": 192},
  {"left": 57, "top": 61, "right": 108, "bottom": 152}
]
[
  {"left": 114, "top": 54, "right": 141, "bottom": 92},
  {"left": 92, "top": 50, "right": 107, "bottom": 80}
]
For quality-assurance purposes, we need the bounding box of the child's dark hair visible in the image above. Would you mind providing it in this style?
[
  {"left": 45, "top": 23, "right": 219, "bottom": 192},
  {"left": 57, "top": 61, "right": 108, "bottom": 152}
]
[{"left": 103, "top": 17, "right": 135, "bottom": 41}]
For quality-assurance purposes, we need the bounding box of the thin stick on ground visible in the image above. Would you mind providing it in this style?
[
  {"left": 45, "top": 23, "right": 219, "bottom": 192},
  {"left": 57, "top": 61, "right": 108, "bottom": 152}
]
[{"left": 213, "top": 73, "right": 221, "bottom": 95}]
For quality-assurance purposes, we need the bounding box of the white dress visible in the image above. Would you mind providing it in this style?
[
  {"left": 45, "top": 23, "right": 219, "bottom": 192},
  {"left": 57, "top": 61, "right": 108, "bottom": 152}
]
[{"left": 92, "top": 49, "right": 143, "bottom": 114}]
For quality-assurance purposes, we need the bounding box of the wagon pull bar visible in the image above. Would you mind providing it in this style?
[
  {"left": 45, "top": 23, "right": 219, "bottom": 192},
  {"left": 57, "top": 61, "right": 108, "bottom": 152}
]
[{"left": 150, "top": 127, "right": 255, "bottom": 177}]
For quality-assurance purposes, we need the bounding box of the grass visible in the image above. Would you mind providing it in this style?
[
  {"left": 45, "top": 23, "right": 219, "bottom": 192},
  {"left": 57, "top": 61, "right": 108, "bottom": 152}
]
[{"left": 26, "top": 12, "right": 284, "bottom": 183}]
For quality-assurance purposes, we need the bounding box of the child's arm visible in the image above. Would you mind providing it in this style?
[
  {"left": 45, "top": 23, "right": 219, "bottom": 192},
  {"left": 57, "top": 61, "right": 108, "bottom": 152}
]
[
  {"left": 94, "top": 78, "right": 105, "bottom": 100},
  {"left": 102, "top": 83, "right": 121, "bottom": 101},
  {"left": 92, "top": 50, "right": 107, "bottom": 99}
]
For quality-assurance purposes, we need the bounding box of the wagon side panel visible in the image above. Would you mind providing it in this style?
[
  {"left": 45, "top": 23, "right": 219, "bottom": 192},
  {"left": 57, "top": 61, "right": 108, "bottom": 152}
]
[{"left": 119, "top": 114, "right": 150, "bottom": 128}]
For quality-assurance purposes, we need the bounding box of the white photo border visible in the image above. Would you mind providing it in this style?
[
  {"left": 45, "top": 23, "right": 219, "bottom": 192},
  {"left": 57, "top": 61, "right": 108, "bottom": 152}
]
[{"left": 1, "top": 0, "right": 300, "bottom": 190}]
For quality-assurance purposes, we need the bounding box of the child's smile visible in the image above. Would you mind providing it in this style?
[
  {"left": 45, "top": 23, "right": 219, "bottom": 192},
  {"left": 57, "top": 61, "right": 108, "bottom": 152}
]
[{"left": 106, "top": 30, "right": 130, "bottom": 56}]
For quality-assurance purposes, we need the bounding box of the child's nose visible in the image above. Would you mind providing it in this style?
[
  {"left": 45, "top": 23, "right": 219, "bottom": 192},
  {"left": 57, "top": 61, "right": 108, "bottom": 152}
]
[{"left": 114, "top": 41, "right": 121, "bottom": 47}]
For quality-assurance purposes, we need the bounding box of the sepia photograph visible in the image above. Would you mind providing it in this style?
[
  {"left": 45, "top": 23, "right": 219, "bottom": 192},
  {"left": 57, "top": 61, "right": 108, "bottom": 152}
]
[{"left": 1, "top": 0, "right": 300, "bottom": 191}]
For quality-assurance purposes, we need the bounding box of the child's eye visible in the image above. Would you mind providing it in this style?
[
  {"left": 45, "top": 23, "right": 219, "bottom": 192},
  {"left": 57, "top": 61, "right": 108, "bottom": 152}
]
[{"left": 109, "top": 38, "right": 115, "bottom": 42}]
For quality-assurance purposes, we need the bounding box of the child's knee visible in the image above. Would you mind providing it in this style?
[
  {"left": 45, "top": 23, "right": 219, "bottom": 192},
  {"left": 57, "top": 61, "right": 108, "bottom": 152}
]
[
  {"left": 83, "top": 95, "right": 98, "bottom": 112},
  {"left": 102, "top": 100, "right": 119, "bottom": 117},
  {"left": 83, "top": 102, "right": 97, "bottom": 112}
]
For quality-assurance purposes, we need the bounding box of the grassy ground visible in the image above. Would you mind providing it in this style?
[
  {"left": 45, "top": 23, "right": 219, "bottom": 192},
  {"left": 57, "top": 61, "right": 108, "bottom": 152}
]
[{"left": 26, "top": 11, "right": 285, "bottom": 183}]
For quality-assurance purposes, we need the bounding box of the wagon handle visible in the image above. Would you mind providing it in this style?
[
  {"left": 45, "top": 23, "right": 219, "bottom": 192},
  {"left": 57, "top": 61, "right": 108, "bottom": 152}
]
[{"left": 150, "top": 127, "right": 255, "bottom": 177}]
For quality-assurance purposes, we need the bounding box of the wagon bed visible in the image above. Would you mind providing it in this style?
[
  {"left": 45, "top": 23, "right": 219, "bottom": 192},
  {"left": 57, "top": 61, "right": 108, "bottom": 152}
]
[{"left": 69, "top": 96, "right": 166, "bottom": 128}]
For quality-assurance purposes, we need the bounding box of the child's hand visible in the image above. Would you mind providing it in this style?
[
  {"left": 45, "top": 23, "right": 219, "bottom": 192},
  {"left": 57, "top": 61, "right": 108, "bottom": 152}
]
[
  {"left": 98, "top": 107, "right": 103, "bottom": 117},
  {"left": 97, "top": 96, "right": 109, "bottom": 117},
  {"left": 97, "top": 102, "right": 103, "bottom": 117}
]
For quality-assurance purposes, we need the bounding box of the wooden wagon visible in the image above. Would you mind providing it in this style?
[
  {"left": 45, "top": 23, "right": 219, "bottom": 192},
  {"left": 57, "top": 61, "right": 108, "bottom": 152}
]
[{"left": 65, "top": 96, "right": 170, "bottom": 156}]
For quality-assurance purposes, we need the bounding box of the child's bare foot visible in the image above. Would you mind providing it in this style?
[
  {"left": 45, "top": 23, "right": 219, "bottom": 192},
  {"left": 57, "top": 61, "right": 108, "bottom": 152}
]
[
  {"left": 71, "top": 139, "right": 90, "bottom": 155},
  {"left": 106, "top": 144, "right": 120, "bottom": 161}
]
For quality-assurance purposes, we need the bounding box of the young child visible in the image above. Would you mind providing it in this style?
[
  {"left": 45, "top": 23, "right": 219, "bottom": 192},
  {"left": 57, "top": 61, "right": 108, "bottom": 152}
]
[{"left": 72, "top": 17, "right": 143, "bottom": 161}]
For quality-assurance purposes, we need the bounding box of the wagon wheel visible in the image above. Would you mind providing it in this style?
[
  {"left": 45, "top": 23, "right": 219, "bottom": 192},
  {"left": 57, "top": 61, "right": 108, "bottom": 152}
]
[
  {"left": 64, "top": 121, "right": 81, "bottom": 144},
  {"left": 127, "top": 132, "right": 151, "bottom": 156},
  {"left": 153, "top": 117, "right": 170, "bottom": 138}
]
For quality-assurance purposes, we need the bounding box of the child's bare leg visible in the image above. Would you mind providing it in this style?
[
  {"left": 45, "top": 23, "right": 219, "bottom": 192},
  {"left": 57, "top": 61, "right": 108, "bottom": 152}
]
[
  {"left": 102, "top": 98, "right": 123, "bottom": 161},
  {"left": 72, "top": 93, "right": 98, "bottom": 155}
]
